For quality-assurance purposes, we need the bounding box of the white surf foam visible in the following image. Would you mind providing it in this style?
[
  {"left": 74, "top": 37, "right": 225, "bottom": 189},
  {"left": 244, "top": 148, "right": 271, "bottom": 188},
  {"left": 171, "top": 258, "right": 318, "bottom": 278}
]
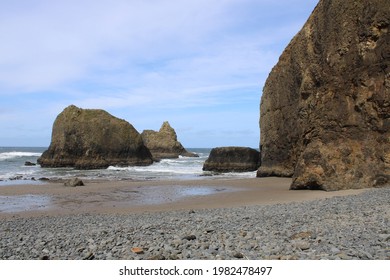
[{"left": 0, "top": 152, "right": 42, "bottom": 161}]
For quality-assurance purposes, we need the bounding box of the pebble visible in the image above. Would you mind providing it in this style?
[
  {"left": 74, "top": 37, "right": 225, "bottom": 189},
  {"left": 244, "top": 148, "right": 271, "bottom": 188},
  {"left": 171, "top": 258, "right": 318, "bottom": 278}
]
[
  {"left": 233, "top": 252, "right": 244, "bottom": 259},
  {"left": 293, "top": 241, "right": 311, "bottom": 251},
  {"left": 131, "top": 247, "right": 144, "bottom": 254},
  {"left": 183, "top": 235, "right": 197, "bottom": 241},
  {"left": 0, "top": 187, "right": 389, "bottom": 260}
]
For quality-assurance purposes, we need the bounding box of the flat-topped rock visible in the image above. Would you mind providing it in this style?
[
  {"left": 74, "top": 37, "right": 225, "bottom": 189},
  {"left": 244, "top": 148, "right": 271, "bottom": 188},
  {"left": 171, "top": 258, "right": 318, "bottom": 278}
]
[
  {"left": 38, "top": 105, "right": 153, "bottom": 169},
  {"left": 203, "top": 147, "right": 260, "bottom": 172}
]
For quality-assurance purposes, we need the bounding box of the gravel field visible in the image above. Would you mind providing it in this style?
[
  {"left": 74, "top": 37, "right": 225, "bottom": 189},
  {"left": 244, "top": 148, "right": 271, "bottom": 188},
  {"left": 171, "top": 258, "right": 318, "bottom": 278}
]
[{"left": 1, "top": 187, "right": 389, "bottom": 260}]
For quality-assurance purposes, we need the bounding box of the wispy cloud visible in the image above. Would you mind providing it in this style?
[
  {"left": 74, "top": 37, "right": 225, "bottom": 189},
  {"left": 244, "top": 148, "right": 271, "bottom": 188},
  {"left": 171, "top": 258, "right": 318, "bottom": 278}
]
[
  {"left": 0, "top": 0, "right": 319, "bottom": 147},
  {"left": 0, "top": 0, "right": 234, "bottom": 91}
]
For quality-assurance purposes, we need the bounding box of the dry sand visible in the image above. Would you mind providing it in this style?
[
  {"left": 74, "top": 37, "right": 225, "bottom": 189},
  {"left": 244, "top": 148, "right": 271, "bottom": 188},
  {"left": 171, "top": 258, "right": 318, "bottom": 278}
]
[{"left": 0, "top": 177, "right": 367, "bottom": 218}]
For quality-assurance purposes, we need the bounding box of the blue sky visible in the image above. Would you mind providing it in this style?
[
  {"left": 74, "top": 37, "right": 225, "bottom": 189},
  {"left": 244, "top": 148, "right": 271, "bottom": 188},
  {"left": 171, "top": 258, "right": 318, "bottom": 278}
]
[{"left": 0, "top": 0, "right": 318, "bottom": 148}]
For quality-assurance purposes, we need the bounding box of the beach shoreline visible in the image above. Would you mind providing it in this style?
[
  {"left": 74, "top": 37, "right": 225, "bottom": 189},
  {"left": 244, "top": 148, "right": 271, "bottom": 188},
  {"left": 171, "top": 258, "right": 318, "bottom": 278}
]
[
  {"left": 0, "top": 177, "right": 367, "bottom": 218},
  {"left": 1, "top": 177, "right": 389, "bottom": 260}
]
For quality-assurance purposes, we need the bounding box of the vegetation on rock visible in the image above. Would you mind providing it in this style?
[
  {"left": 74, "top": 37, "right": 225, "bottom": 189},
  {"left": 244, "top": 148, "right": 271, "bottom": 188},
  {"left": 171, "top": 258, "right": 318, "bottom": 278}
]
[{"left": 38, "top": 105, "right": 153, "bottom": 169}]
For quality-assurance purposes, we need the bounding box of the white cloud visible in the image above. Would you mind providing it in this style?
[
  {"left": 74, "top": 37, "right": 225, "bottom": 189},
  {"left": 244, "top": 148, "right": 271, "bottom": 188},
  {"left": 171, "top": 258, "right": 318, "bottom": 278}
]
[
  {"left": 0, "top": 0, "right": 308, "bottom": 93},
  {"left": 0, "top": 0, "right": 319, "bottom": 146},
  {"left": 0, "top": 0, "right": 237, "bottom": 91}
]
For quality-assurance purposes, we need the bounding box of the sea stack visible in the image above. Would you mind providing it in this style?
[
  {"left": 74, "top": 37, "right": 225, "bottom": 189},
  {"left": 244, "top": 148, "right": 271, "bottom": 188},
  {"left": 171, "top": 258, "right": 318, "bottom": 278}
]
[
  {"left": 258, "top": 0, "right": 389, "bottom": 190},
  {"left": 38, "top": 105, "right": 153, "bottom": 169},
  {"left": 141, "top": 121, "right": 198, "bottom": 160},
  {"left": 203, "top": 147, "right": 260, "bottom": 172}
]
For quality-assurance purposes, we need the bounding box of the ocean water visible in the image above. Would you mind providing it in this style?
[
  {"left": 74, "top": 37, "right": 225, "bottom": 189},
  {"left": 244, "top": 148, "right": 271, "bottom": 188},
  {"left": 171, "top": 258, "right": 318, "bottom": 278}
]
[{"left": 0, "top": 147, "right": 257, "bottom": 184}]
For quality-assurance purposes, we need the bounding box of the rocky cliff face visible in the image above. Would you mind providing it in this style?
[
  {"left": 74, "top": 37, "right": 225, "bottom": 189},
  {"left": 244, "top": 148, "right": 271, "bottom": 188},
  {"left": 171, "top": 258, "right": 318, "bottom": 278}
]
[
  {"left": 203, "top": 147, "right": 260, "bottom": 172},
  {"left": 258, "top": 0, "right": 389, "bottom": 190},
  {"left": 141, "top": 121, "right": 198, "bottom": 160},
  {"left": 38, "top": 105, "right": 153, "bottom": 169}
]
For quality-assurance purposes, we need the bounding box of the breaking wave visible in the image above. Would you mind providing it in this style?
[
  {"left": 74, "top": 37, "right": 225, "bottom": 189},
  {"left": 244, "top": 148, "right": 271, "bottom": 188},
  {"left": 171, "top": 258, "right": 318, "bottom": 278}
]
[{"left": 0, "top": 151, "right": 42, "bottom": 161}]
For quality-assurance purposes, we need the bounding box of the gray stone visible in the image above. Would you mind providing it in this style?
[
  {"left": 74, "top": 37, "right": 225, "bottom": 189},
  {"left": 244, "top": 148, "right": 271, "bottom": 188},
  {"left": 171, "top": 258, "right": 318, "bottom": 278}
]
[
  {"left": 182, "top": 235, "right": 197, "bottom": 241},
  {"left": 0, "top": 187, "right": 389, "bottom": 260},
  {"left": 64, "top": 178, "right": 84, "bottom": 187},
  {"left": 294, "top": 241, "right": 310, "bottom": 251}
]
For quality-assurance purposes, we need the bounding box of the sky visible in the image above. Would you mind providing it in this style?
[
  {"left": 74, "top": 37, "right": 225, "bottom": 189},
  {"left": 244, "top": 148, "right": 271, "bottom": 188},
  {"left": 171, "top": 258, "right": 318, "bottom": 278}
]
[{"left": 0, "top": 0, "right": 319, "bottom": 148}]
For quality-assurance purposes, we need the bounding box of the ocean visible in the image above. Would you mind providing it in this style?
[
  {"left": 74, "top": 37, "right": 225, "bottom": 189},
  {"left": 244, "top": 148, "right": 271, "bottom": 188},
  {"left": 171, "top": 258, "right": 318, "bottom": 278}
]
[{"left": 0, "top": 147, "right": 257, "bottom": 184}]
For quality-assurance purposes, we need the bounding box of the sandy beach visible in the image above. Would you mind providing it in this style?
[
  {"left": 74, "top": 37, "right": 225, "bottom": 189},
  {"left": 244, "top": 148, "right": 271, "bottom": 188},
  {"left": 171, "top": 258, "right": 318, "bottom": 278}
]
[
  {"left": 1, "top": 177, "right": 389, "bottom": 260},
  {"left": 0, "top": 177, "right": 366, "bottom": 218}
]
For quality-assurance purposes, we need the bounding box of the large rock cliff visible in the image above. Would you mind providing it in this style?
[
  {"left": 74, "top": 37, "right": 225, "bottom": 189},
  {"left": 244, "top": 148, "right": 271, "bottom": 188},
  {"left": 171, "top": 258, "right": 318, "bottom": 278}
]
[
  {"left": 38, "top": 105, "right": 153, "bottom": 169},
  {"left": 258, "top": 0, "right": 390, "bottom": 190},
  {"left": 141, "top": 121, "right": 198, "bottom": 160}
]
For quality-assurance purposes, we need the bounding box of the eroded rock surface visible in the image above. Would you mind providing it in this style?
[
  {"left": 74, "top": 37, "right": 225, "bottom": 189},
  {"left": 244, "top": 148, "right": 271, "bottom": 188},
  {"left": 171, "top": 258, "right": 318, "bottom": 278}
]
[
  {"left": 203, "top": 147, "right": 260, "bottom": 172},
  {"left": 141, "top": 121, "right": 198, "bottom": 160},
  {"left": 258, "top": 0, "right": 390, "bottom": 190},
  {"left": 38, "top": 105, "right": 153, "bottom": 169}
]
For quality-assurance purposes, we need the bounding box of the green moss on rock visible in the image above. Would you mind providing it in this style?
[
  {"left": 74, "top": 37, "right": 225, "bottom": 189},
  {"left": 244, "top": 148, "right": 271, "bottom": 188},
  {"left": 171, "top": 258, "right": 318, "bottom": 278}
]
[{"left": 38, "top": 105, "right": 153, "bottom": 169}]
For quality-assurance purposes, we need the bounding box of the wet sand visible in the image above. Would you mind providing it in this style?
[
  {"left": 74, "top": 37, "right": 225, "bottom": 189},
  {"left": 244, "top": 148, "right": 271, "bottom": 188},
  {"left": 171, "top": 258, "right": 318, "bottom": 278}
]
[{"left": 0, "top": 177, "right": 367, "bottom": 218}]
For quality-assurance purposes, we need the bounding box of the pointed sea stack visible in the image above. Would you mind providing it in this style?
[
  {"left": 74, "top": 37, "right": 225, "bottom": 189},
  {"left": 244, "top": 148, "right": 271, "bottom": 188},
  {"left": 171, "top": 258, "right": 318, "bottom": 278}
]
[
  {"left": 38, "top": 105, "right": 153, "bottom": 169},
  {"left": 141, "top": 121, "right": 198, "bottom": 160},
  {"left": 258, "top": 0, "right": 389, "bottom": 190}
]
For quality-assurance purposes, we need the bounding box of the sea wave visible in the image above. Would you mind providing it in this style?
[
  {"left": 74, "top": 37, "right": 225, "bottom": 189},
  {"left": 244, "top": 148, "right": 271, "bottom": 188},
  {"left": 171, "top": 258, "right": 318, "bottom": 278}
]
[
  {"left": 0, "top": 152, "right": 42, "bottom": 161},
  {"left": 0, "top": 147, "right": 257, "bottom": 182},
  {"left": 107, "top": 160, "right": 204, "bottom": 175}
]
